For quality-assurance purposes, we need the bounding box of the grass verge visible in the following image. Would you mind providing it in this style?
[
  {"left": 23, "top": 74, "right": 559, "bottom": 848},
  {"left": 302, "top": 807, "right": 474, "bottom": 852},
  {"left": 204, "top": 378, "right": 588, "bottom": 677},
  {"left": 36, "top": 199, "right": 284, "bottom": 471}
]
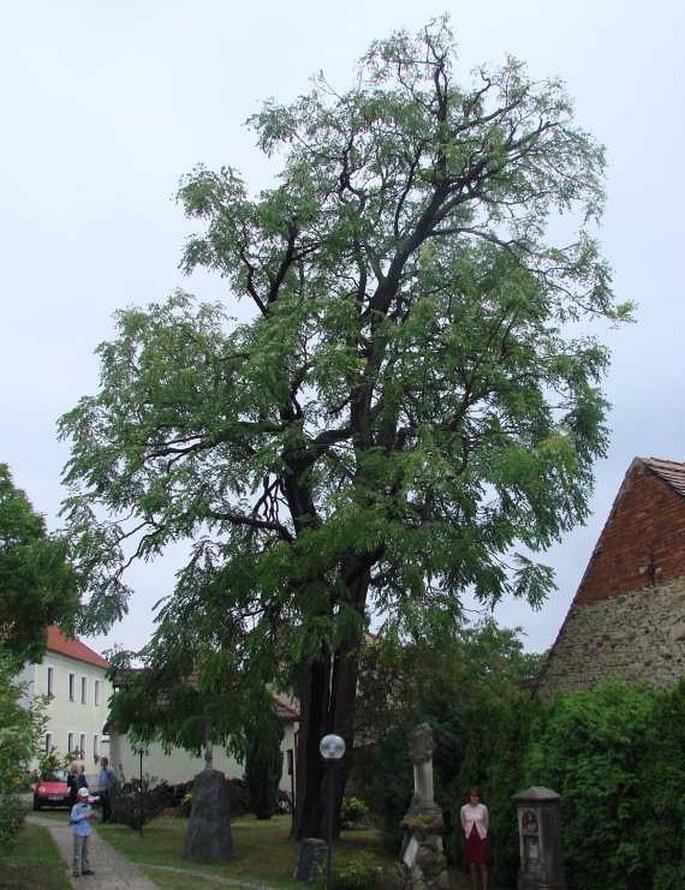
[{"left": 0, "top": 822, "right": 71, "bottom": 890}]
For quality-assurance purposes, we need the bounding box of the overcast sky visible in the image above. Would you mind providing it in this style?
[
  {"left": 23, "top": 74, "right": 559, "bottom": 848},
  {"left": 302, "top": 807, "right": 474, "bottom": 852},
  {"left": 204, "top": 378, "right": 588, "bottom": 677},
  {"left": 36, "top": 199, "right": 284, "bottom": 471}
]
[{"left": 2, "top": 0, "right": 683, "bottom": 657}]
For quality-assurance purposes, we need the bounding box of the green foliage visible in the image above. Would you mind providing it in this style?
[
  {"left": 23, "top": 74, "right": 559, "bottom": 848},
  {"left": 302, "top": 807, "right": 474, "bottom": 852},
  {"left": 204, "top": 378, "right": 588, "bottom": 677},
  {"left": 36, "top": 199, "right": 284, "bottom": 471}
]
[
  {"left": 329, "top": 851, "right": 384, "bottom": 890},
  {"left": 340, "top": 796, "right": 369, "bottom": 825},
  {"left": 635, "top": 680, "right": 685, "bottom": 890},
  {"left": 59, "top": 17, "right": 626, "bottom": 835},
  {"left": 37, "top": 746, "right": 71, "bottom": 777},
  {"left": 0, "top": 649, "right": 45, "bottom": 850},
  {"left": 526, "top": 682, "right": 654, "bottom": 890},
  {"left": 359, "top": 670, "right": 685, "bottom": 890},
  {"left": 0, "top": 464, "right": 79, "bottom": 666},
  {"left": 354, "top": 620, "right": 540, "bottom": 873},
  {"left": 245, "top": 703, "right": 284, "bottom": 820}
]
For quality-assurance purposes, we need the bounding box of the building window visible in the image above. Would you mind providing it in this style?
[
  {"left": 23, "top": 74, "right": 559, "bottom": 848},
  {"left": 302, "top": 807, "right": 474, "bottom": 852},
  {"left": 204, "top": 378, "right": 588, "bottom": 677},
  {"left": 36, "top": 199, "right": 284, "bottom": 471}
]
[
  {"left": 45, "top": 733, "right": 53, "bottom": 755},
  {"left": 68, "top": 673, "right": 75, "bottom": 701},
  {"left": 67, "top": 732, "right": 75, "bottom": 755},
  {"left": 46, "top": 666, "right": 54, "bottom": 698},
  {"left": 79, "top": 733, "right": 86, "bottom": 757},
  {"left": 93, "top": 734, "right": 99, "bottom": 760},
  {"left": 94, "top": 680, "right": 100, "bottom": 706},
  {"left": 81, "top": 677, "right": 87, "bottom": 704}
]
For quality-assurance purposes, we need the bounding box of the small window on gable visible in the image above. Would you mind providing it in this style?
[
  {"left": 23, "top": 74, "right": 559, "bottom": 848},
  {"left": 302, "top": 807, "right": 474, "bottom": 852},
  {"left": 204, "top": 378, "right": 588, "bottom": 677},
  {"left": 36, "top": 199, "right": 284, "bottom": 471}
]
[
  {"left": 47, "top": 666, "right": 54, "bottom": 698},
  {"left": 68, "top": 673, "right": 75, "bottom": 701},
  {"left": 81, "top": 677, "right": 87, "bottom": 704}
]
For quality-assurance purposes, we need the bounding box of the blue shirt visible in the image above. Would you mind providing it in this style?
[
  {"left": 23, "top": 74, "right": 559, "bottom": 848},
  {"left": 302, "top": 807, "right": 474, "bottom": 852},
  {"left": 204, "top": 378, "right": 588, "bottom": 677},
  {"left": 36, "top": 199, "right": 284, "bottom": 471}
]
[
  {"left": 98, "top": 765, "right": 115, "bottom": 790},
  {"left": 70, "top": 802, "right": 93, "bottom": 836}
]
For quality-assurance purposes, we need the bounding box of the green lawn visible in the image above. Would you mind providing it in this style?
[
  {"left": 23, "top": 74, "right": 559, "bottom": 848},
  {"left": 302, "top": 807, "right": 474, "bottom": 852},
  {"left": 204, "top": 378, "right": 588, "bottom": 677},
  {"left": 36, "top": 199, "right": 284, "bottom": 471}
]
[
  {"left": 98, "top": 814, "right": 399, "bottom": 889},
  {"left": 0, "top": 823, "right": 71, "bottom": 890},
  {"left": 2, "top": 811, "right": 471, "bottom": 890}
]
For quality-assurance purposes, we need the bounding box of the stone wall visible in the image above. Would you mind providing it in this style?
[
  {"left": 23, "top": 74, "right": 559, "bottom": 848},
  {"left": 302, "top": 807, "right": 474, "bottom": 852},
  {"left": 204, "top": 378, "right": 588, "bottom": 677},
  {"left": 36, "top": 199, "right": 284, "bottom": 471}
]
[{"left": 538, "top": 578, "right": 685, "bottom": 702}]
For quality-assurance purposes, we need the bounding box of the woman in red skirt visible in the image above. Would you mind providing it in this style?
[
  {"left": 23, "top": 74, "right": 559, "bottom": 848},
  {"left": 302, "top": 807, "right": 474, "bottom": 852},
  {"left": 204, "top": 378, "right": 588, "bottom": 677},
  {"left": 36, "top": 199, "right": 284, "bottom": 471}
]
[{"left": 460, "top": 787, "right": 489, "bottom": 890}]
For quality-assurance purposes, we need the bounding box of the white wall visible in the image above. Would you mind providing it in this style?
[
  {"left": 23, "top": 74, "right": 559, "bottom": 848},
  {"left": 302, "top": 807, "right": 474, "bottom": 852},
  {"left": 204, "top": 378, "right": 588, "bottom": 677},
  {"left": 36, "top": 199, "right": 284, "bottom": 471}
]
[
  {"left": 21, "top": 652, "right": 113, "bottom": 769},
  {"left": 109, "top": 721, "right": 297, "bottom": 794}
]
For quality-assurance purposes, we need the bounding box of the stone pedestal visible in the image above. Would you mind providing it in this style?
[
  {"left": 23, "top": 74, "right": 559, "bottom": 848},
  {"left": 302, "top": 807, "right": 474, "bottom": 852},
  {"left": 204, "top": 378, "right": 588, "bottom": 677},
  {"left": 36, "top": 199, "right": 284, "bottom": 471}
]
[
  {"left": 396, "top": 725, "right": 449, "bottom": 890},
  {"left": 183, "top": 768, "right": 233, "bottom": 862},
  {"left": 295, "top": 838, "right": 328, "bottom": 883},
  {"left": 513, "top": 786, "right": 565, "bottom": 890},
  {"left": 397, "top": 806, "right": 449, "bottom": 890}
]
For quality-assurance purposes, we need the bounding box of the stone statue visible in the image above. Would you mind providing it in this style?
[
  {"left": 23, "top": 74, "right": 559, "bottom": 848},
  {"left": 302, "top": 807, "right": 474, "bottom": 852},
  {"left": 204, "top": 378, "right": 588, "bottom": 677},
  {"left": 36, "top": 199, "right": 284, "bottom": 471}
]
[
  {"left": 398, "top": 723, "right": 448, "bottom": 890},
  {"left": 409, "top": 722, "right": 435, "bottom": 809}
]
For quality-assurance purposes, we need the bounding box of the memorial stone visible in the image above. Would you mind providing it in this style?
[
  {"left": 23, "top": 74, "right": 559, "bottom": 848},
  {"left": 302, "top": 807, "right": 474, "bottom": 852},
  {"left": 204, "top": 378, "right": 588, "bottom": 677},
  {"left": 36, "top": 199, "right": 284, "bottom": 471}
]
[
  {"left": 295, "top": 838, "right": 328, "bottom": 883},
  {"left": 513, "top": 786, "right": 566, "bottom": 890},
  {"left": 183, "top": 768, "right": 233, "bottom": 862},
  {"left": 397, "top": 723, "right": 449, "bottom": 890}
]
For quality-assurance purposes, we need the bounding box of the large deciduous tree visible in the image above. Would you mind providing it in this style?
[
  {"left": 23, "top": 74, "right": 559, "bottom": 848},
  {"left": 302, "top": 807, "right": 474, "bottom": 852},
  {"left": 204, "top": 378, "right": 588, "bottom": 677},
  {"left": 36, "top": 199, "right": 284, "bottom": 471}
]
[
  {"left": 0, "top": 463, "right": 79, "bottom": 665},
  {"left": 59, "top": 19, "right": 629, "bottom": 837}
]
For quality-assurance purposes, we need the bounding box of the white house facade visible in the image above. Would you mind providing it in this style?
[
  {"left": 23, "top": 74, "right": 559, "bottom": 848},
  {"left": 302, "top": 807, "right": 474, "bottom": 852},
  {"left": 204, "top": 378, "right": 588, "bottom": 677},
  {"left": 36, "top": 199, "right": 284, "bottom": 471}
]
[
  {"left": 19, "top": 626, "right": 300, "bottom": 799},
  {"left": 18, "top": 625, "right": 113, "bottom": 768},
  {"left": 108, "top": 697, "right": 299, "bottom": 796}
]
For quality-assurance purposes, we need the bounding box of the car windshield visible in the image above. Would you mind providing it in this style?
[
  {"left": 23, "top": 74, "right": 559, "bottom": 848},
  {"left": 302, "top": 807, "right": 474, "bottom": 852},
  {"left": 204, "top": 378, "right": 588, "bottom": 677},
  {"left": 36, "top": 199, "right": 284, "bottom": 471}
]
[{"left": 42, "top": 769, "right": 68, "bottom": 782}]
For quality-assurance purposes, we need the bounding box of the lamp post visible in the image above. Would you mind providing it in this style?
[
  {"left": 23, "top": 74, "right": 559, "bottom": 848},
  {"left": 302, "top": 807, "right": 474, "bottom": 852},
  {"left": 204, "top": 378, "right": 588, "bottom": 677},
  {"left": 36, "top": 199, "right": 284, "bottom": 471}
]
[
  {"left": 319, "top": 733, "right": 346, "bottom": 890},
  {"left": 132, "top": 744, "right": 147, "bottom": 836}
]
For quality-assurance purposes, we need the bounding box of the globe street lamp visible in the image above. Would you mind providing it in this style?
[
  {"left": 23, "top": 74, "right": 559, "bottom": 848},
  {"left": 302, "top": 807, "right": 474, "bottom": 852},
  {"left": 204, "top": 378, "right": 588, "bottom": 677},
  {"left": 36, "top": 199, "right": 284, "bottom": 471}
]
[{"left": 320, "top": 733, "right": 346, "bottom": 890}]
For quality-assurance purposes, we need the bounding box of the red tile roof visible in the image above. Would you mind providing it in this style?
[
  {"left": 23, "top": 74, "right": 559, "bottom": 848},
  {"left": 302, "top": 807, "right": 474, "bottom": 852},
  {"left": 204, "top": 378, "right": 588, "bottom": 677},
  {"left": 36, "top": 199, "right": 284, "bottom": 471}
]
[
  {"left": 46, "top": 625, "right": 109, "bottom": 670},
  {"left": 642, "top": 457, "right": 685, "bottom": 498}
]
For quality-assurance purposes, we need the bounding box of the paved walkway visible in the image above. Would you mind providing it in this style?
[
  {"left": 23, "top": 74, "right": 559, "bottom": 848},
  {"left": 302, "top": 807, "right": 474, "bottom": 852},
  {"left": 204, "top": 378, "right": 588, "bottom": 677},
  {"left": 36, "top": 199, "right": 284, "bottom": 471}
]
[
  {"left": 27, "top": 815, "right": 275, "bottom": 889},
  {"left": 27, "top": 815, "right": 162, "bottom": 889}
]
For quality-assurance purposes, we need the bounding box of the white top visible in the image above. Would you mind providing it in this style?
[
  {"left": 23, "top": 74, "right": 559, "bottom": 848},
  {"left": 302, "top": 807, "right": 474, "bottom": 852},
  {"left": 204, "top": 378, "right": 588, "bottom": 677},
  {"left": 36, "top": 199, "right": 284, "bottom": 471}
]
[{"left": 460, "top": 802, "right": 489, "bottom": 839}]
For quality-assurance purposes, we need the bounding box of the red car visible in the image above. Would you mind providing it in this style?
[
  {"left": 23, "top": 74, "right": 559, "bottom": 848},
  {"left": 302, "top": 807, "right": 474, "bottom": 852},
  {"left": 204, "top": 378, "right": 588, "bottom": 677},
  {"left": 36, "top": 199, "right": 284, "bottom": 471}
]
[{"left": 32, "top": 767, "right": 70, "bottom": 810}]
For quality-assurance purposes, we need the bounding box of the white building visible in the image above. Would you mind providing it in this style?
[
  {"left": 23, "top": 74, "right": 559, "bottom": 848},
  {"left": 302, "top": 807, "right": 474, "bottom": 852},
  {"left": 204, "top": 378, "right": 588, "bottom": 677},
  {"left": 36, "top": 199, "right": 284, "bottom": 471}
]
[
  {"left": 19, "top": 625, "right": 299, "bottom": 798},
  {"left": 109, "top": 696, "right": 299, "bottom": 796},
  {"left": 18, "top": 625, "right": 113, "bottom": 768}
]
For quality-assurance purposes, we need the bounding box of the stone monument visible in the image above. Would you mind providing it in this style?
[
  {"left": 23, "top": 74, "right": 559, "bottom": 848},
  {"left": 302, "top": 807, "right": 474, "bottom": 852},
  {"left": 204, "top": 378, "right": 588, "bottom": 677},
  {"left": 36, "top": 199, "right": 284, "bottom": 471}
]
[
  {"left": 396, "top": 723, "right": 449, "bottom": 890},
  {"left": 183, "top": 767, "right": 233, "bottom": 862},
  {"left": 512, "top": 786, "right": 566, "bottom": 890}
]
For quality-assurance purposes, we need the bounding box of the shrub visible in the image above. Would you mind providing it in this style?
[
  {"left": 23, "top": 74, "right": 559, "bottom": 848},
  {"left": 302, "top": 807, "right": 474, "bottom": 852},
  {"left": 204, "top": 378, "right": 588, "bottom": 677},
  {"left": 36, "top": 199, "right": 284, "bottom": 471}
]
[
  {"left": 354, "top": 622, "right": 541, "bottom": 867},
  {"left": 330, "top": 852, "right": 385, "bottom": 889},
  {"left": 245, "top": 706, "right": 284, "bottom": 820},
  {"left": 637, "top": 680, "right": 685, "bottom": 890},
  {"left": 227, "top": 777, "right": 250, "bottom": 816},
  {"left": 0, "top": 648, "right": 45, "bottom": 850},
  {"left": 109, "top": 777, "right": 195, "bottom": 827},
  {"left": 341, "top": 796, "right": 369, "bottom": 826},
  {"left": 526, "top": 682, "right": 653, "bottom": 890}
]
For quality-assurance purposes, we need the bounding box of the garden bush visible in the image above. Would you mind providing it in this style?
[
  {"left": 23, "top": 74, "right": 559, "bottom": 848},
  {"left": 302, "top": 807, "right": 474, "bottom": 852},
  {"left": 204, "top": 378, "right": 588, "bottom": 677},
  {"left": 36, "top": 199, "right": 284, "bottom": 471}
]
[
  {"left": 0, "top": 649, "right": 45, "bottom": 850},
  {"left": 330, "top": 851, "right": 386, "bottom": 889},
  {"left": 525, "top": 682, "right": 654, "bottom": 890},
  {"left": 354, "top": 621, "right": 541, "bottom": 866},
  {"left": 245, "top": 707, "right": 283, "bottom": 820},
  {"left": 341, "top": 795, "right": 369, "bottom": 826},
  {"left": 636, "top": 679, "right": 685, "bottom": 890}
]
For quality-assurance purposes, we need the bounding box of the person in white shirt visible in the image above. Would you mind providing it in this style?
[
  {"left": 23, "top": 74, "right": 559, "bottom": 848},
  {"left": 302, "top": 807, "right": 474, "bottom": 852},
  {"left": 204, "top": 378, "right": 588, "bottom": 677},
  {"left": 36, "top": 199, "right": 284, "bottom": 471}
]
[{"left": 459, "top": 786, "right": 489, "bottom": 890}]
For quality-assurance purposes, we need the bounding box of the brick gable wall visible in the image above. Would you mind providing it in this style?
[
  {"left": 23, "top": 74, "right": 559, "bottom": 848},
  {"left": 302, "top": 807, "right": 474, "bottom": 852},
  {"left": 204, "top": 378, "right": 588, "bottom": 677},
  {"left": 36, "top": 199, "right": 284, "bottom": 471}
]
[
  {"left": 537, "top": 459, "right": 685, "bottom": 701},
  {"left": 575, "top": 462, "right": 685, "bottom": 605}
]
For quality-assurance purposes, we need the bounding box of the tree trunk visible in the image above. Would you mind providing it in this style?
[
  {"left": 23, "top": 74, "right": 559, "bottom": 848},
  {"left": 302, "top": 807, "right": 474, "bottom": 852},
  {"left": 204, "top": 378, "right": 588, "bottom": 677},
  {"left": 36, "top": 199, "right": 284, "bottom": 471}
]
[
  {"left": 293, "top": 566, "right": 369, "bottom": 840},
  {"left": 294, "top": 654, "right": 329, "bottom": 838}
]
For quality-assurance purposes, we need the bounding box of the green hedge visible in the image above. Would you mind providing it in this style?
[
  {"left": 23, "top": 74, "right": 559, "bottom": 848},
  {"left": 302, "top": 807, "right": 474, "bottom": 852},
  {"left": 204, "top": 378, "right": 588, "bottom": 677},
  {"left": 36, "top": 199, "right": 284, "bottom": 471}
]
[{"left": 355, "top": 650, "right": 685, "bottom": 890}]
